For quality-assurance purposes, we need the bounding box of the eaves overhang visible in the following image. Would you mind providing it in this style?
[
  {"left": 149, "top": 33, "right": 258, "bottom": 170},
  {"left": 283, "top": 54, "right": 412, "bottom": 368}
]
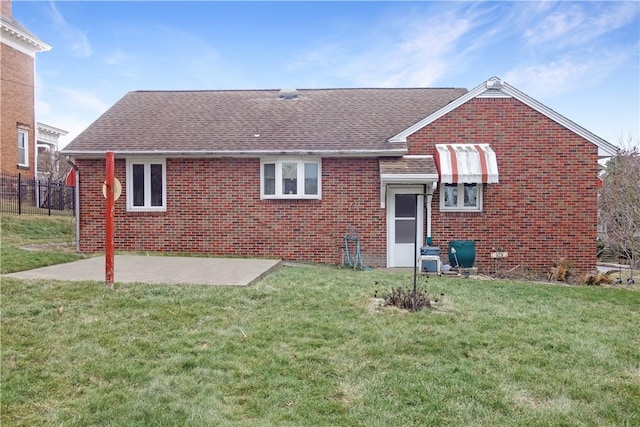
[
  {"left": 37, "top": 122, "right": 69, "bottom": 137},
  {"left": 380, "top": 173, "right": 439, "bottom": 184},
  {"left": 61, "top": 148, "right": 409, "bottom": 159},
  {"left": 389, "top": 77, "right": 619, "bottom": 158},
  {"left": 1, "top": 16, "right": 51, "bottom": 57}
]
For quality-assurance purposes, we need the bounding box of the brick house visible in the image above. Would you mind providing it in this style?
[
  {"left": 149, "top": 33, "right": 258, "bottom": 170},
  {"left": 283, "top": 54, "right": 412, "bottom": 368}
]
[
  {"left": 1, "top": 0, "right": 51, "bottom": 177},
  {"left": 62, "top": 77, "right": 618, "bottom": 274}
]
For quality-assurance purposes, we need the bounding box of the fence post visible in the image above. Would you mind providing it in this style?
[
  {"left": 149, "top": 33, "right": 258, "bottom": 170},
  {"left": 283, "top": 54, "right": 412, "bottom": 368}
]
[
  {"left": 59, "top": 182, "right": 63, "bottom": 211},
  {"left": 48, "top": 178, "right": 52, "bottom": 216},
  {"left": 18, "top": 173, "right": 22, "bottom": 215},
  {"left": 0, "top": 171, "right": 74, "bottom": 216}
]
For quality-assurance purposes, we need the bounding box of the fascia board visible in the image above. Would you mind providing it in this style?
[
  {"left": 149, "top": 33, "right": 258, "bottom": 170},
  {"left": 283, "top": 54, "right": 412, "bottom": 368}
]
[
  {"left": 380, "top": 173, "right": 439, "bottom": 183},
  {"left": 499, "top": 82, "right": 619, "bottom": 156},
  {"left": 388, "top": 80, "right": 489, "bottom": 143},
  {"left": 389, "top": 77, "right": 619, "bottom": 157},
  {"left": 61, "top": 148, "right": 409, "bottom": 159}
]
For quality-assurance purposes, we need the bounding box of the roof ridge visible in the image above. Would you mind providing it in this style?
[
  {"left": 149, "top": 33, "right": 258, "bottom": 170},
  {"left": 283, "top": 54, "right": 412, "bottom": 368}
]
[{"left": 131, "top": 87, "right": 468, "bottom": 94}]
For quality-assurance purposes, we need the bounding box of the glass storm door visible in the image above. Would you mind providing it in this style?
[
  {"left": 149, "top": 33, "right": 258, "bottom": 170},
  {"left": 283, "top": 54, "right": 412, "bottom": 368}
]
[{"left": 387, "top": 187, "right": 423, "bottom": 267}]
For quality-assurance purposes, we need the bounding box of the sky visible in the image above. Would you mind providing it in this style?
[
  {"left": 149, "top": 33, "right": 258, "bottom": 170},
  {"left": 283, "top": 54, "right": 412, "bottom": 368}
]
[{"left": 11, "top": 1, "right": 640, "bottom": 150}]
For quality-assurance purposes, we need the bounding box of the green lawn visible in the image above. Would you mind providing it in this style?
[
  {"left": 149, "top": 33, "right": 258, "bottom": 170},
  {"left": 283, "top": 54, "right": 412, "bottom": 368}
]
[
  {"left": 2, "top": 216, "right": 639, "bottom": 426},
  {"left": 0, "top": 214, "right": 83, "bottom": 274}
]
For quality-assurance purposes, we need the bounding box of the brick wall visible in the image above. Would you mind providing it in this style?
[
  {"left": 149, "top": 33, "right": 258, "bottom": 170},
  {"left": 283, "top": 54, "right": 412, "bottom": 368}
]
[
  {"left": 0, "top": 43, "right": 36, "bottom": 177},
  {"left": 408, "top": 97, "right": 599, "bottom": 274},
  {"left": 76, "top": 157, "right": 387, "bottom": 266},
  {"left": 75, "top": 97, "right": 600, "bottom": 275}
]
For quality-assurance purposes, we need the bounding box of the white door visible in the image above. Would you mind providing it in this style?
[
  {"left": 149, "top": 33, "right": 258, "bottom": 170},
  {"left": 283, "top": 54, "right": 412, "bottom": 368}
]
[{"left": 387, "top": 186, "right": 424, "bottom": 267}]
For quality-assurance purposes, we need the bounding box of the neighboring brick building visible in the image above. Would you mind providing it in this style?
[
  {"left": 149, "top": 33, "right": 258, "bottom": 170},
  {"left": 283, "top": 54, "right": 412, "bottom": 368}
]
[
  {"left": 62, "top": 78, "right": 618, "bottom": 274},
  {"left": 1, "top": 0, "right": 51, "bottom": 177}
]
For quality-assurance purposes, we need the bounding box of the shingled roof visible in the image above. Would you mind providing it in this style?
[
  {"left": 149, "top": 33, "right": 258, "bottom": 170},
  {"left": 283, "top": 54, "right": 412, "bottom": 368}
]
[{"left": 62, "top": 87, "right": 467, "bottom": 157}]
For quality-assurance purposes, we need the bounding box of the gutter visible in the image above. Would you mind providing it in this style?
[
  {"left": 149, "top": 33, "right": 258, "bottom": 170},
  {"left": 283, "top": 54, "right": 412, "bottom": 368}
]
[
  {"left": 66, "top": 157, "right": 80, "bottom": 253},
  {"left": 60, "top": 148, "right": 409, "bottom": 159}
]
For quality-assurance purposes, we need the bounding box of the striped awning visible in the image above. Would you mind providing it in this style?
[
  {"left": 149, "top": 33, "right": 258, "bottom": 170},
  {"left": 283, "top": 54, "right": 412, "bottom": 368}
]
[{"left": 435, "top": 144, "right": 499, "bottom": 184}]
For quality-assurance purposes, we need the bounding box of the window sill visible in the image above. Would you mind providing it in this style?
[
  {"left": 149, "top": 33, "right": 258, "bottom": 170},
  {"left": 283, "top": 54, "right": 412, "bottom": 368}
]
[
  {"left": 439, "top": 211, "right": 483, "bottom": 217},
  {"left": 261, "top": 199, "right": 321, "bottom": 205},
  {"left": 126, "top": 211, "right": 166, "bottom": 216},
  {"left": 261, "top": 195, "right": 321, "bottom": 201},
  {"left": 126, "top": 206, "right": 167, "bottom": 213}
]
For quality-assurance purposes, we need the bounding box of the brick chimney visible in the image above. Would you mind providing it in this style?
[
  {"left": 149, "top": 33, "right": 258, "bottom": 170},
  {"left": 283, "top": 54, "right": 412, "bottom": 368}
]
[{"left": 1, "top": 0, "right": 12, "bottom": 17}]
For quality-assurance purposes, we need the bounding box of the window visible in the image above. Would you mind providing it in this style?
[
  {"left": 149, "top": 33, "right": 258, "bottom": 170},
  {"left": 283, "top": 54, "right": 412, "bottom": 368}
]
[
  {"left": 17, "top": 130, "right": 28, "bottom": 167},
  {"left": 440, "top": 183, "right": 482, "bottom": 211},
  {"left": 126, "top": 159, "right": 166, "bottom": 211},
  {"left": 261, "top": 157, "right": 321, "bottom": 199}
]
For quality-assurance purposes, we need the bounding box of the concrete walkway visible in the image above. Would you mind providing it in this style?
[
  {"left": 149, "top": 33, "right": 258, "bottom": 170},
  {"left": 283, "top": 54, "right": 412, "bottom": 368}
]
[
  {"left": 4, "top": 255, "right": 282, "bottom": 286},
  {"left": 597, "top": 262, "right": 633, "bottom": 273}
]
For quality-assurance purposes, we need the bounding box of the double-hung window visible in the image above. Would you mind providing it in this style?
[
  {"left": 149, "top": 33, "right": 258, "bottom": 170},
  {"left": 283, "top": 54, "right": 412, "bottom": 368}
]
[
  {"left": 17, "top": 130, "right": 28, "bottom": 167},
  {"left": 261, "top": 157, "right": 321, "bottom": 199},
  {"left": 440, "top": 183, "right": 482, "bottom": 212},
  {"left": 126, "top": 158, "right": 166, "bottom": 211}
]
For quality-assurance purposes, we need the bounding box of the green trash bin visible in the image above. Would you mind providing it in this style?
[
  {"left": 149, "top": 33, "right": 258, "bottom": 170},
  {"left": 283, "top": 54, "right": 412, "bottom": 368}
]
[{"left": 448, "top": 240, "right": 476, "bottom": 268}]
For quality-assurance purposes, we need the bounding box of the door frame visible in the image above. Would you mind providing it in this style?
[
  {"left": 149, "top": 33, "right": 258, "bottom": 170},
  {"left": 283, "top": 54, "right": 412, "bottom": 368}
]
[{"left": 386, "top": 185, "right": 424, "bottom": 267}]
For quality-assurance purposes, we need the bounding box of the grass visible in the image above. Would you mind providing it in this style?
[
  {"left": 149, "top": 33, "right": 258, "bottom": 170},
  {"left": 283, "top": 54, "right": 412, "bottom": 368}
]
[
  {"left": 2, "top": 216, "right": 639, "bottom": 426},
  {"left": 0, "top": 214, "right": 84, "bottom": 274}
]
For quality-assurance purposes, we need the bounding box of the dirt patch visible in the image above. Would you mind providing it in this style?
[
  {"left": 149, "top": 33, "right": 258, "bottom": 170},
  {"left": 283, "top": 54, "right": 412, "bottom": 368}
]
[{"left": 21, "top": 243, "right": 78, "bottom": 253}]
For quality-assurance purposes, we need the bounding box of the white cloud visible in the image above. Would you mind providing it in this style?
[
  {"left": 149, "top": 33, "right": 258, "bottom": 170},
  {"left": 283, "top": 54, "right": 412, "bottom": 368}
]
[
  {"left": 156, "top": 26, "right": 222, "bottom": 88},
  {"left": 524, "top": 2, "right": 639, "bottom": 48},
  {"left": 104, "top": 49, "right": 130, "bottom": 65},
  {"left": 35, "top": 99, "right": 52, "bottom": 116},
  {"left": 524, "top": 4, "right": 585, "bottom": 45},
  {"left": 498, "top": 1, "right": 639, "bottom": 102},
  {"left": 504, "top": 59, "right": 593, "bottom": 97},
  {"left": 289, "top": 4, "right": 494, "bottom": 88},
  {"left": 101, "top": 24, "right": 223, "bottom": 89},
  {"left": 48, "top": 2, "right": 93, "bottom": 58},
  {"left": 46, "top": 115, "right": 94, "bottom": 149},
  {"left": 57, "top": 88, "right": 110, "bottom": 114},
  {"left": 288, "top": 41, "right": 344, "bottom": 72},
  {"left": 503, "top": 49, "right": 631, "bottom": 98},
  {"left": 380, "top": 14, "right": 476, "bottom": 86},
  {"left": 33, "top": 85, "right": 111, "bottom": 148}
]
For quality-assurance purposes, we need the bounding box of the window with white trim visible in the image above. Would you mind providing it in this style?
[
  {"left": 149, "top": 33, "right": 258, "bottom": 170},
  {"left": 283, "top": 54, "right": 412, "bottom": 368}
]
[
  {"left": 440, "top": 183, "right": 482, "bottom": 212},
  {"left": 261, "top": 157, "right": 321, "bottom": 199},
  {"left": 126, "top": 158, "right": 166, "bottom": 211},
  {"left": 17, "top": 130, "right": 28, "bottom": 167}
]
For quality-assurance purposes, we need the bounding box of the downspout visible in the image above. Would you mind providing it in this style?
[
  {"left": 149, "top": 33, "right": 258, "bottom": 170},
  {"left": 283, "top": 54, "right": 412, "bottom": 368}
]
[
  {"left": 66, "top": 157, "right": 80, "bottom": 252},
  {"left": 425, "top": 181, "right": 437, "bottom": 240}
]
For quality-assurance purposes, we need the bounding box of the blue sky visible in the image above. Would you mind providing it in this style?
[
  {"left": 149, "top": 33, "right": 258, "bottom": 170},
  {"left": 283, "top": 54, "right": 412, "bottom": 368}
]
[{"left": 13, "top": 1, "right": 640, "bottom": 149}]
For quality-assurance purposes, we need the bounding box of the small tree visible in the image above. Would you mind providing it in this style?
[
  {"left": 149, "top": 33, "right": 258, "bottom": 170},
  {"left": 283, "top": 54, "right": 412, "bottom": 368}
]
[
  {"left": 599, "top": 143, "right": 640, "bottom": 279},
  {"left": 38, "top": 150, "right": 71, "bottom": 182}
]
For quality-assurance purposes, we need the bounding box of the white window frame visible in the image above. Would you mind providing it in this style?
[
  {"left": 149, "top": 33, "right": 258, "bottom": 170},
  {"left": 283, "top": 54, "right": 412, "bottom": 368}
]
[
  {"left": 126, "top": 158, "right": 167, "bottom": 211},
  {"left": 260, "top": 157, "right": 321, "bottom": 199},
  {"left": 440, "top": 182, "right": 483, "bottom": 212},
  {"left": 17, "top": 129, "right": 28, "bottom": 167}
]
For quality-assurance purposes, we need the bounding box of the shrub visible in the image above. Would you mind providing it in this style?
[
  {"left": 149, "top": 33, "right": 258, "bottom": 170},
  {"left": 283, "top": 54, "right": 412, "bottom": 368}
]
[{"left": 383, "top": 286, "right": 432, "bottom": 311}]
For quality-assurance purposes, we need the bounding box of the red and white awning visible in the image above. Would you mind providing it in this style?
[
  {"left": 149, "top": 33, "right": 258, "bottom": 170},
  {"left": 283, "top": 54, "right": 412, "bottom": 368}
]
[{"left": 435, "top": 144, "right": 499, "bottom": 184}]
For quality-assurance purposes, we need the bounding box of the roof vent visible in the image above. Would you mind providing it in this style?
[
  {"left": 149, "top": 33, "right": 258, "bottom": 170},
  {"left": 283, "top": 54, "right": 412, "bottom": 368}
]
[
  {"left": 486, "top": 78, "right": 503, "bottom": 89},
  {"left": 278, "top": 88, "right": 298, "bottom": 99}
]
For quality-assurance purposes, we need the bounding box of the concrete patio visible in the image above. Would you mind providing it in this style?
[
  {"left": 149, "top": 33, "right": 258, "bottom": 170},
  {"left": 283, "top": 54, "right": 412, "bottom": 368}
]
[{"left": 4, "top": 255, "right": 282, "bottom": 286}]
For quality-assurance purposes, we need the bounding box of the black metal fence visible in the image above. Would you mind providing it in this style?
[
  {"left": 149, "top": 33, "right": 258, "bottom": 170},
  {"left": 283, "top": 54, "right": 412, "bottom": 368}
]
[{"left": 0, "top": 171, "right": 75, "bottom": 216}]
